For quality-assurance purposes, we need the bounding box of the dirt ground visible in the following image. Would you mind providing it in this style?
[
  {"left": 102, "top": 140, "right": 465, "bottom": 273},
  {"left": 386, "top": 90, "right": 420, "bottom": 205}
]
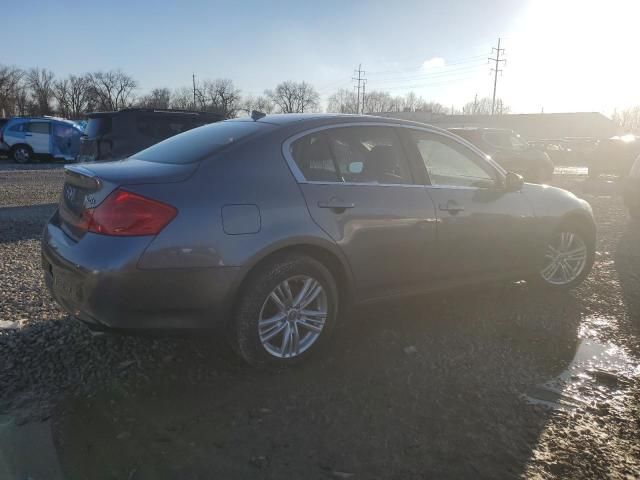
[{"left": 0, "top": 162, "right": 639, "bottom": 479}]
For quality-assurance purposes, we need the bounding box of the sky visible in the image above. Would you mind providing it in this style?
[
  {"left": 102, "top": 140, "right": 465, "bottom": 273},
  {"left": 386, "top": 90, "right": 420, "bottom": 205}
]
[{"left": 5, "top": 0, "right": 640, "bottom": 115}]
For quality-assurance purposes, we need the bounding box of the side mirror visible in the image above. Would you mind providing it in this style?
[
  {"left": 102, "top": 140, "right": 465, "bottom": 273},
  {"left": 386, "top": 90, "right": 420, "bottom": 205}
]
[{"left": 504, "top": 172, "right": 524, "bottom": 192}]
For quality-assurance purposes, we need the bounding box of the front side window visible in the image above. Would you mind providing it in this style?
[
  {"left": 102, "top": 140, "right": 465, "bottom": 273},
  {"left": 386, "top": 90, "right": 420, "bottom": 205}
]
[
  {"left": 409, "top": 130, "right": 497, "bottom": 188},
  {"left": 27, "top": 122, "right": 50, "bottom": 135},
  {"left": 290, "top": 126, "right": 413, "bottom": 185}
]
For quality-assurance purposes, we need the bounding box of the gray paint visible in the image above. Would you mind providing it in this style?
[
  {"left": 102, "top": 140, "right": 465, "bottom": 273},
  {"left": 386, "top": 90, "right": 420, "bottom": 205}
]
[{"left": 42, "top": 114, "right": 596, "bottom": 332}]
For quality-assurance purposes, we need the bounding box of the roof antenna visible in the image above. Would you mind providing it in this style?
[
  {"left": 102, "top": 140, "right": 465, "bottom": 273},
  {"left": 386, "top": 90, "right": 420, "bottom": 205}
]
[{"left": 251, "top": 110, "right": 266, "bottom": 121}]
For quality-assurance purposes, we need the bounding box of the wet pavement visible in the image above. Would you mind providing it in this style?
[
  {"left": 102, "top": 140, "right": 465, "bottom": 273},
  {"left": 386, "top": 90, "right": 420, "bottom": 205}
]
[{"left": 1, "top": 168, "right": 639, "bottom": 479}]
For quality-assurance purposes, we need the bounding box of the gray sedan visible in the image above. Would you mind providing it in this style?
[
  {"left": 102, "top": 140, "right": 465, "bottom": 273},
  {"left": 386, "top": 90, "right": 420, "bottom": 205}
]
[{"left": 42, "top": 114, "right": 596, "bottom": 367}]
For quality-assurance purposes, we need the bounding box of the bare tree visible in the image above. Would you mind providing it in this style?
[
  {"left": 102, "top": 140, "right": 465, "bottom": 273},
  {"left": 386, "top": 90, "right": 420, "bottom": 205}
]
[
  {"left": 170, "top": 87, "right": 195, "bottom": 110},
  {"left": 138, "top": 87, "right": 171, "bottom": 109},
  {"left": 362, "top": 90, "right": 394, "bottom": 113},
  {"left": 195, "top": 78, "right": 241, "bottom": 118},
  {"left": 87, "top": 70, "right": 138, "bottom": 111},
  {"left": 266, "top": 81, "right": 319, "bottom": 113},
  {"left": 0, "top": 65, "right": 23, "bottom": 116},
  {"left": 415, "top": 100, "right": 446, "bottom": 114},
  {"left": 403, "top": 91, "right": 418, "bottom": 112},
  {"left": 242, "top": 94, "right": 275, "bottom": 114},
  {"left": 613, "top": 106, "right": 640, "bottom": 133},
  {"left": 54, "top": 74, "right": 91, "bottom": 119},
  {"left": 26, "top": 68, "right": 55, "bottom": 115},
  {"left": 326, "top": 88, "right": 359, "bottom": 114},
  {"left": 462, "top": 96, "right": 509, "bottom": 115}
]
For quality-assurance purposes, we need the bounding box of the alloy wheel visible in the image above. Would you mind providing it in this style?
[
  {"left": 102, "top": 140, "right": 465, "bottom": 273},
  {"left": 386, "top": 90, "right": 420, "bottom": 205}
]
[
  {"left": 258, "top": 275, "right": 328, "bottom": 359},
  {"left": 14, "top": 147, "right": 30, "bottom": 164},
  {"left": 540, "top": 232, "right": 588, "bottom": 285}
]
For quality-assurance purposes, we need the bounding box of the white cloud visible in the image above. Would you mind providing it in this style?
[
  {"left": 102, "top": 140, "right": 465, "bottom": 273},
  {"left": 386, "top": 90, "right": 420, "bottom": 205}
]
[{"left": 422, "top": 57, "right": 445, "bottom": 70}]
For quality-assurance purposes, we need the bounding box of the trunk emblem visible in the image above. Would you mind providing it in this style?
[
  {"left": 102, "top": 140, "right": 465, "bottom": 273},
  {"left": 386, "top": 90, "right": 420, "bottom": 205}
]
[{"left": 64, "top": 185, "right": 76, "bottom": 202}]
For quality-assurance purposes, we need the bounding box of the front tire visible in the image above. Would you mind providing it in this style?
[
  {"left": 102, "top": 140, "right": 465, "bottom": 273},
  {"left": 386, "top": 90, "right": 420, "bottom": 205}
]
[
  {"left": 531, "top": 224, "right": 595, "bottom": 290},
  {"left": 229, "top": 253, "right": 339, "bottom": 368},
  {"left": 11, "top": 144, "right": 33, "bottom": 164}
]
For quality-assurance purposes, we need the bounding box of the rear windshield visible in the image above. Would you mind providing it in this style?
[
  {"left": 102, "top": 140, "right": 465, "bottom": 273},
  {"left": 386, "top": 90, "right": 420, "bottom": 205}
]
[
  {"left": 85, "top": 117, "right": 112, "bottom": 137},
  {"left": 132, "top": 121, "right": 267, "bottom": 164}
]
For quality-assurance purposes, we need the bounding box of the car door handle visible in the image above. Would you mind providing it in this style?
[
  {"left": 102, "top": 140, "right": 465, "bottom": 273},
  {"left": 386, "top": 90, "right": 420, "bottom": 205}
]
[
  {"left": 24, "top": 133, "right": 32, "bottom": 137},
  {"left": 318, "top": 198, "right": 355, "bottom": 211},
  {"left": 439, "top": 201, "right": 465, "bottom": 214}
]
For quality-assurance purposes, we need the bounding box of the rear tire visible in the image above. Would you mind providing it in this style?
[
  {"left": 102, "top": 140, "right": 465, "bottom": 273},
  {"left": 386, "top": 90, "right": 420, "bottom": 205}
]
[
  {"left": 530, "top": 222, "right": 595, "bottom": 290},
  {"left": 11, "top": 144, "right": 33, "bottom": 164},
  {"left": 229, "top": 253, "right": 339, "bottom": 369}
]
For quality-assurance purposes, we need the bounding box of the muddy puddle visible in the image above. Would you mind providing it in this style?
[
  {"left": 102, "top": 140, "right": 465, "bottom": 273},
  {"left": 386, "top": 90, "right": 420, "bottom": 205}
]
[{"left": 525, "top": 316, "right": 640, "bottom": 411}]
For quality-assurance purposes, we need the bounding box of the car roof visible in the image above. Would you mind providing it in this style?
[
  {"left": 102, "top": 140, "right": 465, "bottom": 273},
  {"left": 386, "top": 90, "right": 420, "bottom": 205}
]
[
  {"left": 7, "top": 116, "right": 81, "bottom": 127},
  {"left": 87, "top": 108, "right": 224, "bottom": 118},
  {"left": 448, "top": 127, "right": 514, "bottom": 134},
  {"left": 228, "top": 112, "right": 451, "bottom": 131}
]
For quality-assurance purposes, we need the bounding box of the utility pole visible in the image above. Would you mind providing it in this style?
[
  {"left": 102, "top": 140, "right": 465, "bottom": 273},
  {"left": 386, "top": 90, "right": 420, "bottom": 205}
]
[
  {"left": 488, "top": 38, "right": 506, "bottom": 115},
  {"left": 361, "top": 79, "right": 367, "bottom": 114},
  {"left": 192, "top": 73, "right": 197, "bottom": 110},
  {"left": 473, "top": 93, "right": 478, "bottom": 115},
  {"left": 352, "top": 64, "right": 366, "bottom": 114}
]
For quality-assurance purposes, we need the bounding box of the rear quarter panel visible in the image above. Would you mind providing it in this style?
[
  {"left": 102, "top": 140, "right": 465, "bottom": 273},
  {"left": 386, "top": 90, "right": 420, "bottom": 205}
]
[{"left": 137, "top": 132, "right": 346, "bottom": 276}]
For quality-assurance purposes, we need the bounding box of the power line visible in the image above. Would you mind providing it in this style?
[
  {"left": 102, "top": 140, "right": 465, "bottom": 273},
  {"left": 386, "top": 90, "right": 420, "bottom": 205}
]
[
  {"left": 367, "top": 53, "right": 487, "bottom": 75},
  {"left": 488, "top": 38, "right": 506, "bottom": 115},
  {"left": 368, "top": 64, "right": 485, "bottom": 87},
  {"left": 352, "top": 64, "right": 366, "bottom": 114}
]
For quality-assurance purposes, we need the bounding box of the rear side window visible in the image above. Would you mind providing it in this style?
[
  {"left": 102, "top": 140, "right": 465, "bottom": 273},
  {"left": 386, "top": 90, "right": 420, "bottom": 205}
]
[
  {"left": 85, "top": 117, "right": 112, "bottom": 137},
  {"left": 133, "top": 121, "right": 266, "bottom": 164},
  {"left": 7, "top": 122, "right": 25, "bottom": 133},
  {"left": 290, "top": 126, "right": 413, "bottom": 185},
  {"left": 27, "top": 122, "right": 50, "bottom": 134},
  {"left": 290, "top": 134, "right": 339, "bottom": 182}
]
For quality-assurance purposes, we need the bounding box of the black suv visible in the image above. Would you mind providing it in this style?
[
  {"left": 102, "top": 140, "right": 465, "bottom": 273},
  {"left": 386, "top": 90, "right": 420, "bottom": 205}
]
[
  {"left": 77, "top": 109, "right": 223, "bottom": 162},
  {"left": 448, "top": 127, "right": 555, "bottom": 183}
]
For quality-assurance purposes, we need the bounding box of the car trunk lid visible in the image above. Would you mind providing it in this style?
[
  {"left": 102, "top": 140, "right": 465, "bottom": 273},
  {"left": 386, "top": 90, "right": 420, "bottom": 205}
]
[{"left": 58, "top": 159, "right": 197, "bottom": 240}]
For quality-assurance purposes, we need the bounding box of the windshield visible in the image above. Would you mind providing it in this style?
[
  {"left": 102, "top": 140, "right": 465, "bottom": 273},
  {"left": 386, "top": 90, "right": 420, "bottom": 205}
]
[{"left": 132, "top": 120, "right": 268, "bottom": 164}]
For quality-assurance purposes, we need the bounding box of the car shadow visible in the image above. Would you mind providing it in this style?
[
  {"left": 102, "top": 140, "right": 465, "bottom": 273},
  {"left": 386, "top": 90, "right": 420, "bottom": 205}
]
[
  {"left": 44, "top": 284, "right": 583, "bottom": 480},
  {"left": 0, "top": 203, "right": 57, "bottom": 243}
]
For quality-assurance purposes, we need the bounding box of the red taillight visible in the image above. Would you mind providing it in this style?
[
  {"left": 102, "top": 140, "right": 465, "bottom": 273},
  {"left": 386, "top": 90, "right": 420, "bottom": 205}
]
[{"left": 84, "top": 189, "right": 177, "bottom": 236}]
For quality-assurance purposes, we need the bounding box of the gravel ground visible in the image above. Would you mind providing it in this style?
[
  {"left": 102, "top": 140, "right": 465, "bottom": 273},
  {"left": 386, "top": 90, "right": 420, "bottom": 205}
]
[{"left": 0, "top": 163, "right": 639, "bottom": 479}]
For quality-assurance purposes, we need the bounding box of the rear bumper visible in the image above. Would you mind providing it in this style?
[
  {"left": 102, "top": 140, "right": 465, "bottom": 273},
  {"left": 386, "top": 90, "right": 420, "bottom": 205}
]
[{"left": 42, "top": 220, "right": 242, "bottom": 331}]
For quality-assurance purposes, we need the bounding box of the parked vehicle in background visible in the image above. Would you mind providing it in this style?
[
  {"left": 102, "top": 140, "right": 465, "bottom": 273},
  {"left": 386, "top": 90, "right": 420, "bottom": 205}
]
[
  {"left": 588, "top": 135, "right": 640, "bottom": 178},
  {"left": 43, "top": 114, "right": 596, "bottom": 368},
  {"left": 1, "top": 117, "right": 84, "bottom": 163},
  {"left": 448, "top": 127, "right": 555, "bottom": 183},
  {"left": 624, "top": 154, "right": 640, "bottom": 221},
  {"left": 77, "top": 109, "right": 223, "bottom": 162},
  {"left": 0, "top": 118, "right": 10, "bottom": 156}
]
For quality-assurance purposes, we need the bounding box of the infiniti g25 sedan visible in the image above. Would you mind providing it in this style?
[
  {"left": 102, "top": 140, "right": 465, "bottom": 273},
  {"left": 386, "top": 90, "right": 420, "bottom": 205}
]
[{"left": 42, "top": 114, "right": 596, "bottom": 367}]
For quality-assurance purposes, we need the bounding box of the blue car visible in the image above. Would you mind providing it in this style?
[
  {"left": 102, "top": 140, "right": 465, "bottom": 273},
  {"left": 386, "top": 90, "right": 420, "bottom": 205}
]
[{"left": 1, "top": 117, "right": 84, "bottom": 163}]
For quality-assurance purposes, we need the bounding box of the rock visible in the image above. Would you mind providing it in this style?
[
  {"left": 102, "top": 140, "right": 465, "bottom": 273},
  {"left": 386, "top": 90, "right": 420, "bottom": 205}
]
[
  {"left": 404, "top": 346, "right": 418, "bottom": 355},
  {"left": 0, "top": 320, "right": 19, "bottom": 330},
  {"left": 116, "top": 431, "right": 131, "bottom": 440}
]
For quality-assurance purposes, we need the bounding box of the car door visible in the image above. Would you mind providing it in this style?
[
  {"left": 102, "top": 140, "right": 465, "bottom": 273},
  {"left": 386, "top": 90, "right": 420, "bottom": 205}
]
[
  {"left": 401, "top": 128, "right": 536, "bottom": 280},
  {"left": 285, "top": 124, "right": 438, "bottom": 300},
  {"left": 25, "top": 121, "right": 51, "bottom": 154}
]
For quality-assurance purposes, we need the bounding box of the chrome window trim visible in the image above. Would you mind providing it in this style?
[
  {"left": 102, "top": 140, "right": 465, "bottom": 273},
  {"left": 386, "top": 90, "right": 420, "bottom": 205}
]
[{"left": 281, "top": 121, "right": 506, "bottom": 188}]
